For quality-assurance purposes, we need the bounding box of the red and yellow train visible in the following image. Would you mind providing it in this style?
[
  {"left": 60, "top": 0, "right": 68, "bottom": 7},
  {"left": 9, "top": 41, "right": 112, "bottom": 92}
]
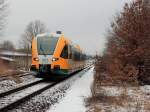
[{"left": 30, "top": 31, "right": 86, "bottom": 78}]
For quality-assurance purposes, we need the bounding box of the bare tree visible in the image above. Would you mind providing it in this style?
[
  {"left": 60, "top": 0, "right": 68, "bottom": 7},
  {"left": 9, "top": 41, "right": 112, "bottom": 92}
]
[
  {"left": 0, "top": 40, "right": 15, "bottom": 50},
  {"left": 19, "top": 20, "right": 47, "bottom": 70},
  {"left": 20, "top": 20, "right": 47, "bottom": 49},
  {"left": 0, "top": 0, "right": 8, "bottom": 35}
]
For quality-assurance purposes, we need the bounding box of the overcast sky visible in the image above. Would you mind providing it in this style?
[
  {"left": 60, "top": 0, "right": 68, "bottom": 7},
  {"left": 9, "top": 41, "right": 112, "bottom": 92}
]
[{"left": 3, "top": 0, "right": 131, "bottom": 55}]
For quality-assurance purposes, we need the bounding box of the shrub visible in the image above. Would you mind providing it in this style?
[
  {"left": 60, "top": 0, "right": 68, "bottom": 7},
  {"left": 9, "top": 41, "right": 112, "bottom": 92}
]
[{"left": 96, "top": 0, "right": 150, "bottom": 85}]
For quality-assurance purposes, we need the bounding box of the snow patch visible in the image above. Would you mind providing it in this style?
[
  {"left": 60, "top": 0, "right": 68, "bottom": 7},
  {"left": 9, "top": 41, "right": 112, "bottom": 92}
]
[{"left": 48, "top": 67, "right": 94, "bottom": 112}]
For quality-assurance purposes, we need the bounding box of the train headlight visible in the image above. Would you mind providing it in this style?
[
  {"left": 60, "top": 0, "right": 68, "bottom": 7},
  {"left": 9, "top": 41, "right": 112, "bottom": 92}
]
[
  {"left": 52, "top": 57, "right": 59, "bottom": 62},
  {"left": 33, "top": 57, "right": 39, "bottom": 61}
]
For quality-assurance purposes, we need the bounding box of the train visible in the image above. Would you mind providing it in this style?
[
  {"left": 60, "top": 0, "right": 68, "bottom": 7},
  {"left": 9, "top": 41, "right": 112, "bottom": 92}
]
[{"left": 30, "top": 31, "right": 86, "bottom": 78}]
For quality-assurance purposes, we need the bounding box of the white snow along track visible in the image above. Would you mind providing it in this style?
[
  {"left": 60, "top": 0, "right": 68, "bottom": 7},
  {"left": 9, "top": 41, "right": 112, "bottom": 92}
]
[{"left": 48, "top": 67, "right": 94, "bottom": 112}]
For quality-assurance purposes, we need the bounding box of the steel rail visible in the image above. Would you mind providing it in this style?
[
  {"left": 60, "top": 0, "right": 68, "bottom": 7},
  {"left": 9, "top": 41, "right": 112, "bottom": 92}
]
[
  {"left": 0, "top": 82, "right": 55, "bottom": 112},
  {"left": 0, "top": 79, "right": 44, "bottom": 98},
  {"left": 0, "top": 66, "right": 93, "bottom": 112}
]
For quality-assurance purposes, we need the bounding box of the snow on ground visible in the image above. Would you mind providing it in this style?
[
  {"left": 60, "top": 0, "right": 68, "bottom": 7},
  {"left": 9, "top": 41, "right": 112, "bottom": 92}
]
[
  {"left": 87, "top": 85, "right": 150, "bottom": 112},
  {"left": 10, "top": 67, "right": 93, "bottom": 112},
  {"left": 0, "top": 74, "right": 38, "bottom": 93},
  {"left": 47, "top": 67, "right": 94, "bottom": 112}
]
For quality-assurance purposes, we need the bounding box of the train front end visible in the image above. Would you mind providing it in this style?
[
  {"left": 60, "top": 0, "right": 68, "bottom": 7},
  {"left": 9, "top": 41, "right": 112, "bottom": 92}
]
[{"left": 30, "top": 33, "right": 59, "bottom": 76}]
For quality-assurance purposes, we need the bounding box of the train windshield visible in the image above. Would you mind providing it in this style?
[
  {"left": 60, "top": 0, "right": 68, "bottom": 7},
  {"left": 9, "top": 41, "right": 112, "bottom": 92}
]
[{"left": 37, "top": 36, "right": 59, "bottom": 55}]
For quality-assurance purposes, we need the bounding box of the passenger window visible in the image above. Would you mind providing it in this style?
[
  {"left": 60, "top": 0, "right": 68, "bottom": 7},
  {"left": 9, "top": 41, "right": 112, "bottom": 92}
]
[
  {"left": 68, "top": 45, "right": 72, "bottom": 59},
  {"left": 61, "top": 45, "right": 68, "bottom": 59},
  {"left": 73, "top": 49, "right": 79, "bottom": 61}
]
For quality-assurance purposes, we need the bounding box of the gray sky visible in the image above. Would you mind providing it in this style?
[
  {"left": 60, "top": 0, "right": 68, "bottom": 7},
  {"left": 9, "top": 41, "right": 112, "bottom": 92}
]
[{"left": 3, "top": 0, "right": 131, "bottom": 55}]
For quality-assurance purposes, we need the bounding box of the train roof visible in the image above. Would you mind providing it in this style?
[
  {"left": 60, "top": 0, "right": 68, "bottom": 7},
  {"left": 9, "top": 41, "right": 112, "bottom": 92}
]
[
  {"left": 36, "top": 33, "right": 62, "bottom": 38},
  {"left": 36, "top": 32, "right": 82, "bottom": 52}
]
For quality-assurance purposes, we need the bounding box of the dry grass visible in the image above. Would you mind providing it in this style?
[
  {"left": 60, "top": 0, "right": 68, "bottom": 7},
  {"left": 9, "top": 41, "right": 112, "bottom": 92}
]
[
  {"left": 0, "top": 61, "right": 9, "bottom": 75},
  {"left": 85, "top": 57, "right": 149, "bottom": 112},
  {"left": 86, "top": 86, "right": 130, "bottom": 107},
  {"left": 86, "top": 82, "right": 150, "bottom": 112},
  {"left": 86, "top": 65, "right": 149, "bottom": 111},
  {"left": 0, "top": 61, "right": 23, "bottom": 83},
  {"left": 8, "top": 75, "right": 22, "bottom": 83}
]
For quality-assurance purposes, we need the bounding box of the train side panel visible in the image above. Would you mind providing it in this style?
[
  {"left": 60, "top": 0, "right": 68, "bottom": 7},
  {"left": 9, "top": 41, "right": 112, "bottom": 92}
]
[{"left": 51, "top": 36, "right": 70, "bottom": 76}]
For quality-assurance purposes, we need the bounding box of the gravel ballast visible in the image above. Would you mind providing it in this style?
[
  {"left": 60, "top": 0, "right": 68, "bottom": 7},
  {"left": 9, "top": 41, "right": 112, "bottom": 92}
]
[{"left": 9, "top": 68, "right": 91, "bottom": 112}]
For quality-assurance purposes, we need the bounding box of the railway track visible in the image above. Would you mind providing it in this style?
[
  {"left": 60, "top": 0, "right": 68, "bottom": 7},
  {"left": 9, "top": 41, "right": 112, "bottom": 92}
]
[
  {"left": 0, "top": 66, "right": 92, "bottom": 112},
  {"left": 0, "top": 80, "right": 55, "bottom": 112},
  {"left": 0, "top": 78, "right": 44, "bottom": 98}
]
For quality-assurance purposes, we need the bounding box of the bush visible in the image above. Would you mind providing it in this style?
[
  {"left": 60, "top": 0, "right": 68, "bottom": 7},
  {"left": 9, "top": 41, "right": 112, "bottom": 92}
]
[{"left": 96, "top": 0, "right": 150, "bottom": 85}]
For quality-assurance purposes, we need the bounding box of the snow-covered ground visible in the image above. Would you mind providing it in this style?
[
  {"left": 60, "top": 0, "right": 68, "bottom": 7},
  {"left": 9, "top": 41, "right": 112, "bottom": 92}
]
[
  {"left": 0, "top": 74, "right": 39, "bottom": 93},
  {"left": 47, "top": 67, "right": 94, "bottom": 112},
  {"left": 87, "top": 84, "right": 150, "bottom": 112}
]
